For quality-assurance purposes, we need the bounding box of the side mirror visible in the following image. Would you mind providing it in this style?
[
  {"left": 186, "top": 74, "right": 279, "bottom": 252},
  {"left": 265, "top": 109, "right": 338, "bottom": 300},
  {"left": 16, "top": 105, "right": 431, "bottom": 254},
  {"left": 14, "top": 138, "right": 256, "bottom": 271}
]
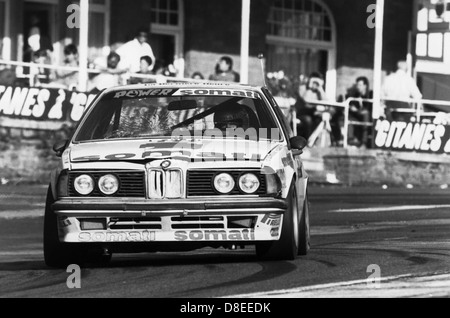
[
  {"left": 290, "top": 136, "right": 308, "bottom": 156},
  {"left": 53, "top": 140, "right": 69, "bottom": 158}
]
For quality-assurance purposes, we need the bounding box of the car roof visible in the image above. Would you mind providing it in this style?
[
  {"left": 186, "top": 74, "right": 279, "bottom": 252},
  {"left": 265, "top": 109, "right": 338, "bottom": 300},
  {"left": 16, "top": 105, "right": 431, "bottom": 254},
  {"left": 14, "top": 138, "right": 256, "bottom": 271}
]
[{"left": 103, "top": 82, "right": 264, "bottom": 94}]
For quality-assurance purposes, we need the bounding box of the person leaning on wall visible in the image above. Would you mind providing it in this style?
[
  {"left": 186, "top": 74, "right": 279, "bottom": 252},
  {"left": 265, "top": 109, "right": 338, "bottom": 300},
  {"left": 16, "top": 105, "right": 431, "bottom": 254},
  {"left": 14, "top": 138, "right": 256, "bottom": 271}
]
[
  {"left": 51, "top": 44, "right": 79, "bottom": 90},
  {"left": 382, "top": 60, "right": 423, "bottom": 122}
]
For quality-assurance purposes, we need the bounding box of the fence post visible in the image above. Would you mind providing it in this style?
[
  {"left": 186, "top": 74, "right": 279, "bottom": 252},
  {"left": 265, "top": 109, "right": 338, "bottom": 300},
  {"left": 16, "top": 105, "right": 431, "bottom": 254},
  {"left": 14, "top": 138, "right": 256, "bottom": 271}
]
[
  {"left": 78, "top": 0, "right": 90, "bottom": 92},
  {"left": 343, "top": 99, "right": 350, "bottom": 149}
]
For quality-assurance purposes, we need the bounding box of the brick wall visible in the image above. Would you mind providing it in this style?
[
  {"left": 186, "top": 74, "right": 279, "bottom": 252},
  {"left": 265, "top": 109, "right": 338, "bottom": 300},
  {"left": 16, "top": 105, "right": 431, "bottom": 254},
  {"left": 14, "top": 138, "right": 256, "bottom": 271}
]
[
  {"left": 2, "top": 136, "right": 449, "bottom": 187},
  {"left": 325, "top": 0, "right": 413, "bottom": 71},
  {"left": 184, "top": 0, "right": 269, "bottom": 56},
  {"left": 325, "top": 0, "right": 414, "bottom": 96},
  {"left": 0, "top": 142, "right": 59, "bottom": 183},
  {"left": 0, "top": 125, "right": 73, "bottom": 183},
  {"left": 304, "top": 147, "right": 450, "bottom": 187},
  {"left": 183, "top": 0, "right": 270, "bottom": 82},
  {"left": 110, "top": 0, "right": 153, "bottom": 44},
  {"left": 184, "top": 50, "right": 265, "bottom": 85},
  {"left": 183, "top": 0, "right": 414, "bottom": 96}
]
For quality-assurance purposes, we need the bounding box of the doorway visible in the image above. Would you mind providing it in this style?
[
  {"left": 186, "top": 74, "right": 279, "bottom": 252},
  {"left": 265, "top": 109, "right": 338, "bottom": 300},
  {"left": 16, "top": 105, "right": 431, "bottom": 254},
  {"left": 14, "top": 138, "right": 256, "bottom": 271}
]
[
  {"left": 23, "top": 2, "right": 56, "bottom": 62},
  {"left": 149, "top": 33, "right": 176, "bottom": 70},
  {"left": 266, "top": 0, "right": 337, "bottom": 97}
]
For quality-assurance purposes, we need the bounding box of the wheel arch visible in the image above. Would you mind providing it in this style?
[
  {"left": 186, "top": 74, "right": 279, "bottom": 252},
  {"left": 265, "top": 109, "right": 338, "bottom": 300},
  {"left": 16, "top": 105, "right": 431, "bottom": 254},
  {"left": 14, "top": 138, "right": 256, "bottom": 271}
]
[{"left": 49, "top": 169, "right": 61, "bottom": 200}]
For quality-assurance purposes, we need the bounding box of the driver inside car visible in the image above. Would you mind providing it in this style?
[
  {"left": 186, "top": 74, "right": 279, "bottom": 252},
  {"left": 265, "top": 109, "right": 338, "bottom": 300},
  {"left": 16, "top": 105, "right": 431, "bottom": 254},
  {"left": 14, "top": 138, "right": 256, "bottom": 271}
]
[{"left": 214, "top": 103, "right": 251, "bottom": 131}]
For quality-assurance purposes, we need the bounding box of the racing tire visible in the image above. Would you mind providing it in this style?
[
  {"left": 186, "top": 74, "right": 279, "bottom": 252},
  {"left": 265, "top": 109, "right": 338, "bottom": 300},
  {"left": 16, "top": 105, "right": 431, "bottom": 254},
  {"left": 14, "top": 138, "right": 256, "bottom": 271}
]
[
  {"left": 298, "top": 195, "right": 310, "bottom": 256},
  {"left": 43, "top": 186, "right": 85, "bottom": 268},
  {"left": 255, "top": 184, "right": 299, "bottom": 260}
]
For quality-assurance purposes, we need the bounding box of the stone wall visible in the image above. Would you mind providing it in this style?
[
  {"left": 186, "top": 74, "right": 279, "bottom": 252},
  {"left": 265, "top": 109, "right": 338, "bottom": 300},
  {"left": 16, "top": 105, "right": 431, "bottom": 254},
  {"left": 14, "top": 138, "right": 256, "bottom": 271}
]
[
  {"left": 183, "top": 0, "right": 414, "bottom": 97},
  {"left": 0, "top": 126, "right": 71, "bottom": 184},
  {"left": 303, "top": 147, "right": 450, "bottom": 187},
  {"left": 2, "top": 134, "right": 450, "bottom": 188}
]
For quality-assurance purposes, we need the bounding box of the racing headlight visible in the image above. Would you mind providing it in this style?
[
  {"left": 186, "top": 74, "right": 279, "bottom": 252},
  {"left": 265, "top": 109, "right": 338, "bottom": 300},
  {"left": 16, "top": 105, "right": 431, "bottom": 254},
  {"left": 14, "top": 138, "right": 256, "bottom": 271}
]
[
  {"left": 74, "top": 175, "right": 94, "bottom": 196},
  {"left": 98, "top": 174, "right": 119, "bottom": 195},
  {"left": 265, "top": 173, "right": 282, "bottom": 196},
  {"left": 238, "top": 173, "right": 260, "bottom": 194},
  {"left": 213, "top": 173, "right": 235, "bottom": 194}
]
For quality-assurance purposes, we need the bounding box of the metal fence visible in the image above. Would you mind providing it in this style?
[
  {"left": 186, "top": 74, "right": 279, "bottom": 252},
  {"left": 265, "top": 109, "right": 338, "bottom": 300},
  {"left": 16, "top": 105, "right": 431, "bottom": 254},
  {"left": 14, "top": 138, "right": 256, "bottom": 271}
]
[
  {"left": 297, "top": 97, "right": 450, "bottom": 149},
  {"left": 2, "top": 59, "right": 450, "bottom": 149},
  {"left": 0, "top": 59, "right": 210, "bottom": 90}
]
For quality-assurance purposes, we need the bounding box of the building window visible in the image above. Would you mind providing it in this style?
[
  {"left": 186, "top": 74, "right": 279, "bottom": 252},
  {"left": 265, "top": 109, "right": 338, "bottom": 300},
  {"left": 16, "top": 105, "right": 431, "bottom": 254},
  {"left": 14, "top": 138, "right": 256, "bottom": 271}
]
[
  {"left": 151, "top": 0, "right": 180, "bottom": 26},
  {"left": 266, "top": 0, "right": 336, "bottom": 97},
  {"left": 430, "top": 0, "right": 450, "bottom": 22},
  {"left": 150, "top": 0, "right": 184, "bottom": 76},
  {"left": 415, "top": 1, "right": 448, "bottom": 62},
  {"left": 268, "top": 0, "right": 332, "bottom": 42},
  {"left": 66, "top": 0, "right": 110, "bottom": 60}
]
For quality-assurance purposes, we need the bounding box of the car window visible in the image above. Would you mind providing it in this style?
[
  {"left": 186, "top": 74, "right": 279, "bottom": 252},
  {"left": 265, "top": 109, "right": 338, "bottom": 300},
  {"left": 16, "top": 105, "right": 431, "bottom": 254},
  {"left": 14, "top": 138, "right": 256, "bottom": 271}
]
[
  {"left": 73, "top": 93, "right": 282, "bottom": 142},
  {"left": 262, "top": 88, "right": 294, "bottom": 140}
]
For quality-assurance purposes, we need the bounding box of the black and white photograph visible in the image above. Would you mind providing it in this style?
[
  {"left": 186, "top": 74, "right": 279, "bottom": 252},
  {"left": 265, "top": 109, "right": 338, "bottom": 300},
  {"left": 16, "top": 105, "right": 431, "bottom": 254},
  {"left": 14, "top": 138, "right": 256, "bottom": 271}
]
[{"left": 0, "top": 0, "right": 449, "bottom": 302}]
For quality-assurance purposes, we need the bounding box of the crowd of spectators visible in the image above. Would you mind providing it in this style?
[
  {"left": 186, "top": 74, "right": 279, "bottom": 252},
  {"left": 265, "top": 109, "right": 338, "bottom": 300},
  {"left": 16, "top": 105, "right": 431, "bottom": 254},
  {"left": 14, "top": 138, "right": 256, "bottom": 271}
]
[
  {"left": 21, "top": 26, "right": 243, "bottom": 93},
  {"left": 266, "top": 60, "right": 423, "bottom": 149},
  {"left": 12, "top": 21, "right": 424, "bottom": 149}
]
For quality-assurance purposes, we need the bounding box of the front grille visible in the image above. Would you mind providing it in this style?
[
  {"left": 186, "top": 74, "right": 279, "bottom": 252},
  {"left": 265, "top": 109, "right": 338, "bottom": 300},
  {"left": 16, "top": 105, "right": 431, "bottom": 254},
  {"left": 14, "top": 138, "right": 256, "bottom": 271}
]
[
  {"left": 69, "top": 171, "right": 145, "bottom": 197},
  {"left": 147, "top": 169, "right": 183, "bottom": 199},
  {"left": 109, "top": 217, "right": 162, "bottom": 230},
  {"left": 171, "top": 216, "right": 225, "bottom": 229},
  {"left": 187, "top": 171, "right": 267, "bottom": 197}
]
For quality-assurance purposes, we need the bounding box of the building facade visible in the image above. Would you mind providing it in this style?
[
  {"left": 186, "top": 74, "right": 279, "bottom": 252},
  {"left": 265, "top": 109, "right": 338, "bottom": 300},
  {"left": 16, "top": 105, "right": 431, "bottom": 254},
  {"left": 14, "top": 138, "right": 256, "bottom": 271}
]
[
  {"left": 0, "top": 0, "right": 414, "bottom": 99},
  {"left": 414, "top": 0, "right": 450, "bottom": 103}
]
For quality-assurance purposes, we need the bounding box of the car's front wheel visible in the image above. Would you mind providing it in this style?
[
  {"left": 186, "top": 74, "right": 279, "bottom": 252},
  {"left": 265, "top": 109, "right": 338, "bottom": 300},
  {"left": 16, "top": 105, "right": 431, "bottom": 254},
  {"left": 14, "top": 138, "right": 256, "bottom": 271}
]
[
  {"left": 44, "top": 186, "right": 85, "bottom": 268},
  {"left": 44, "top": 187, "right": 112, "bottom": 268},
  {"left": 256, "top": 184, "right": 299, "bottom": 260},
  {"left": 298, "top": 194, "right": 310, "bottom": 256}
]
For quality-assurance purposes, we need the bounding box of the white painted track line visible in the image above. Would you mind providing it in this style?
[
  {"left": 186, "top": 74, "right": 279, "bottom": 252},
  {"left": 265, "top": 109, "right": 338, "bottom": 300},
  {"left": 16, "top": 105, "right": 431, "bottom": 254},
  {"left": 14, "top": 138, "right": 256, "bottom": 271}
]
[
  {"left": 227, "top": 273, "right": 450, "bottom": 298},
  {"left": 331, "top": 205, "right": 450, "bottom": 213}
]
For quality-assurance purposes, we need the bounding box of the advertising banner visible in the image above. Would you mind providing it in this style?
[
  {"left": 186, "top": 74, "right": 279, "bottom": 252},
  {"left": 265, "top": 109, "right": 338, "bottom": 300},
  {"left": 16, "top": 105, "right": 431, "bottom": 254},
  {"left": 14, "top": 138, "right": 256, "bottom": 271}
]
[
  {"left": 0, "top": 85, "right": 97, "bottom": 126},
  {"left": 374, "top": 119, "right": 450, "bottom": 154}
]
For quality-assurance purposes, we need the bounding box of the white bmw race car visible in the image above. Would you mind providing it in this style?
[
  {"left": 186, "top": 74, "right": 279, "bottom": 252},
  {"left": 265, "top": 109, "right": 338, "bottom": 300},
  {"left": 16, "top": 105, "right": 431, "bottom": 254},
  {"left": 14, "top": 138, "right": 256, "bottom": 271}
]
[{"left": 44, "top": 83, "right": 310, "bottom": 267}]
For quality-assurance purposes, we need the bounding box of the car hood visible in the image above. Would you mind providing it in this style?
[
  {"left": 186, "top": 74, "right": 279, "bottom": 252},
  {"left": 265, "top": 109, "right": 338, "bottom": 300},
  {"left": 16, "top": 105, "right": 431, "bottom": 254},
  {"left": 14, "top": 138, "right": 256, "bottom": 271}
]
[{"left": 69, "top": 139, "right": 282, "bottom": 163}]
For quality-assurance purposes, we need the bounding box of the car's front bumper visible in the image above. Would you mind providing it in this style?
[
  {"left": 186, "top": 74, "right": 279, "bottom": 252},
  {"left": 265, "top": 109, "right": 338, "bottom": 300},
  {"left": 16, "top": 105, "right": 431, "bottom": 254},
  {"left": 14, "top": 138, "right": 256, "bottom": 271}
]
[{"left": 53, "top": 198, "right": 287, "bottom": 244}]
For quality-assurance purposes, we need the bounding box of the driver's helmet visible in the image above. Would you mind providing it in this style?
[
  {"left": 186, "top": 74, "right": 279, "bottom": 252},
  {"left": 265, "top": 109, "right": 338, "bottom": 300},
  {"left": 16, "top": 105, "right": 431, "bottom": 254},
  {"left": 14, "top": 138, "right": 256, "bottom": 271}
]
[{"left": 214, "top": 103, "right": 250, "bottom": 131}]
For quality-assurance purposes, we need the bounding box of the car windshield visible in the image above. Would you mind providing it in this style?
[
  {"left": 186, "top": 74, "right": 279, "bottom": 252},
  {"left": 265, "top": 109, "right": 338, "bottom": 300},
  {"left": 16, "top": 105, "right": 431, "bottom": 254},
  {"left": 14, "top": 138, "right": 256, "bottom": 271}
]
[{"left": 73, "top": 89, "right": 282, "bottom": 142}]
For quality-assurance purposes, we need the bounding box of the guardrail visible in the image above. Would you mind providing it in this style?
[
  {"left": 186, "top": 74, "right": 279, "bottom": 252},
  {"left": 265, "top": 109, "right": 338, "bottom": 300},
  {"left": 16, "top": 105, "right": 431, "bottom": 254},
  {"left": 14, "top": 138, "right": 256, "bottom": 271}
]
[
  {"left": 347, "top": 97, "right": 450, "bottom": 121},
  {"left": 298, "top": 100, "right": 349, "bottom": 148},
  {"left": 295, "top": 97, "right": 450, "bottom": 149},
  {"left": 0, "top": 59, "right": 210, "bottom": 90},
  {"left": 2, "top": 59, "right": 450, "bottom": 149}
]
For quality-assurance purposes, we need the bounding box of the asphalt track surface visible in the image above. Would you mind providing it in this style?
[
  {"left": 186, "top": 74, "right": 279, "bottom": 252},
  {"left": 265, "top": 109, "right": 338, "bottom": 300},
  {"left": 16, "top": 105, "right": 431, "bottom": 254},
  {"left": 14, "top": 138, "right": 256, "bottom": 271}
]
[{"left": 0, "top": 184, "right": 449, "bottom": 298}]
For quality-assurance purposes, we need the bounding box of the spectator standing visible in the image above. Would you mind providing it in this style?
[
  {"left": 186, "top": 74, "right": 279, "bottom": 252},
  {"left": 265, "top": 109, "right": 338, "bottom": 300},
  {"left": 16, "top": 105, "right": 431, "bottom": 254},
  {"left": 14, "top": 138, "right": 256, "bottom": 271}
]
[
  {"left": 273, "top": 76, "right": 296, "bottom": 125},
  {"left": 295, "top": 72, "right": 328, "bottom": 140},
  {"left": 209, "top": 56, "right": 240, "bottom": 83},
  {"left": 30, "top": 49, "right": 51, "bottom": 87},
  {"left": 116, "top": 28, "right": 156, "bottom": 74},
  {"left": 382, "top": 61, "right": 422, "bottom": 121},
  {"left": 52, "top": 44, "right": 79, "bottom": 90},
  {"left": 129, "top": 55, "right": 155, "bottom": 84},
  {"left": 25, "top": 15, "right": 54, "bottom": 63},
  {"left": 89, "top": 52, "right": 125, "bottom": 93},
  {"left": 346, "top": 76, "right": 373, "bottom": 147}
]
